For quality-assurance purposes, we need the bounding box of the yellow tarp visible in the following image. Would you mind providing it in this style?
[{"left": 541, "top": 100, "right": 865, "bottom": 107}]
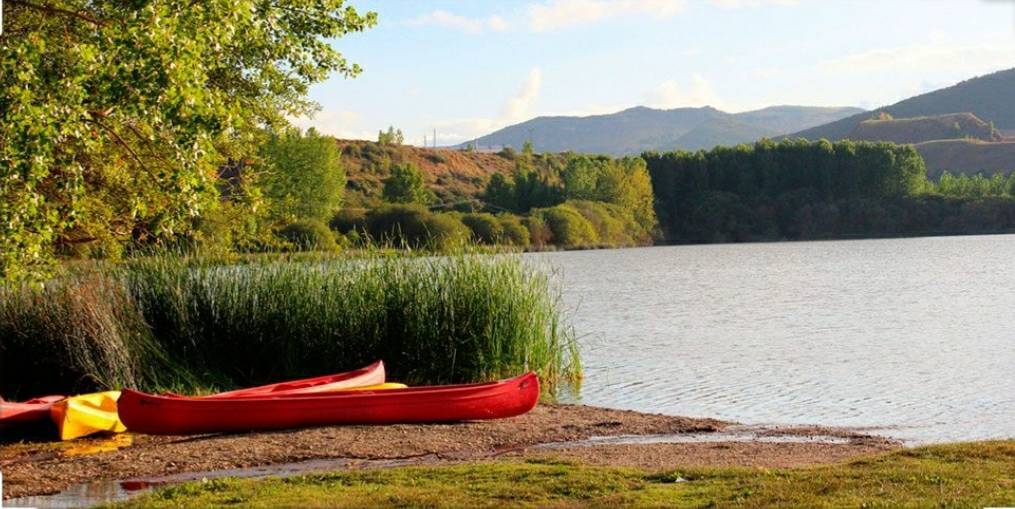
[{"left": 50, "top": 391, "right": 126, "bottom": 441}]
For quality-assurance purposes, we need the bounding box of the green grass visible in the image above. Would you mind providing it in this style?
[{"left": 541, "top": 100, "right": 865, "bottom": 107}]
[
  {"left": 106, "top": 441, "right": 1015, "bottom": 508},
  {"left": 0, "top": 251, "right": 579, "bottom": 398}
]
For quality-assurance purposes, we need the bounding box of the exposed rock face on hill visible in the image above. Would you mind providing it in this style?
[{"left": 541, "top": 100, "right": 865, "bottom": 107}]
[{"left": 848, "top": 113, "right": 1001, "bottom": 145}]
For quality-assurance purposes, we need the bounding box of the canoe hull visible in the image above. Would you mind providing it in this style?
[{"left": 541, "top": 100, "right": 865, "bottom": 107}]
[{"left": 119, "top": 373, "right": 539, "bottom": 435}]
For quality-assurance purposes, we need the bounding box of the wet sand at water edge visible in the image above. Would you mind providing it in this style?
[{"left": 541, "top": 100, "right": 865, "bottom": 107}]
[{"left": 0, "top": 404, "right": 900, "bottom": 499}]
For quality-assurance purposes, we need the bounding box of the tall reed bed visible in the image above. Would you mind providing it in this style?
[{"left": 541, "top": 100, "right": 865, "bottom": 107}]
[{"left": 0, "top": 252, "right": 580, "bottom": 398}]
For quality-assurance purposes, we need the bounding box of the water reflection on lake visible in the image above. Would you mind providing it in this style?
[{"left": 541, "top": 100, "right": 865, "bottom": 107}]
[{"left": 528, "top": 235, "right": 1015, "bottom": 443}]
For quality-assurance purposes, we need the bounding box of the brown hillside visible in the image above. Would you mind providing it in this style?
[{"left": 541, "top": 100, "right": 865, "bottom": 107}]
[
  {"left": 848, "top": 113, "right": 1000, "bottom": 145},
  {"left": 336, "top": 140, "right": 515, "bottom": 208},
  {"left": 915, "top": 139, "right": 1015, "bottom": 178}
]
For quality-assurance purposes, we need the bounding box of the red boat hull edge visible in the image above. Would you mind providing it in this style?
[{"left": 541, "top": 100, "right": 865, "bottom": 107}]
[
  {"left": 0, "top": 395, "right": 65, "bottom": 428},
  {"left": 119, "top": 373, "right": 539, "bottom": 435}
]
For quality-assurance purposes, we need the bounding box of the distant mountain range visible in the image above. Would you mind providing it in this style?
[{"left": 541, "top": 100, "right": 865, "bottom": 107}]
[
  {"left": 461, "top": 67, "right": 1015, "bottom": 176},
  {"left": 460, "top": 105, "right": 864, "bottom": 155}
]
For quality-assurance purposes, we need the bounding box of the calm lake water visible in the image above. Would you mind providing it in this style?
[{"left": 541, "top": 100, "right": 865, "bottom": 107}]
[{"left": 528, "top": 235, "right": 1015, "bottom": 443}]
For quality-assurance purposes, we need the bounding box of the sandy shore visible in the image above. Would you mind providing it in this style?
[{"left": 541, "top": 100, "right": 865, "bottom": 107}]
[{"left": 0, "top": 404, "right": 898, "bottom": 500}]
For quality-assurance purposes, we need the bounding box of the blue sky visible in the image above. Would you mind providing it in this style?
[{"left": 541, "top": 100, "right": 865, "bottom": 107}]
[{"left": 296, "top": 0, "right": 1015, "bottom": 145}]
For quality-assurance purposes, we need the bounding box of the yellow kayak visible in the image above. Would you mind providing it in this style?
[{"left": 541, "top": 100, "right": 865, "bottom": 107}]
[{"left": 50, "top": 391, "right": 126, "bottom": 441}]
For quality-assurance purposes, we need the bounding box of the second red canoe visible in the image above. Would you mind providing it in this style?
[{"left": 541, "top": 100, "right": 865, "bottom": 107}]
[{"left": 119, "top": 372, "right": 539, "bottom": 435}]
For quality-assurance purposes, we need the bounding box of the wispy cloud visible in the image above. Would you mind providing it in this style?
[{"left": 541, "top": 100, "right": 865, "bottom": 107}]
[
  {"left": 645, "top": 74, "right": 725, "bottom": 109},
  {"left": 528, "top": 0, "right": 687, "bottom": 32},
  {"left": 818, "top": 40, "right": 1015, "bottom": 75},
  {"left": 407, "top": 10, "right": 510, "bottom": 35},
  {"left": 708, "top": 0, "right": 800, "bottom": 9}
]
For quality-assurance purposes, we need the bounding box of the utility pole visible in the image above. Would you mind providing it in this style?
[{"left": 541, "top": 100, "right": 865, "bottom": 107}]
[
  {"left": 433, "top": 128, "right": 437, "bottom": 148},
  {"left": 424, "top": 134, "right": 427, "bottom": 147}
]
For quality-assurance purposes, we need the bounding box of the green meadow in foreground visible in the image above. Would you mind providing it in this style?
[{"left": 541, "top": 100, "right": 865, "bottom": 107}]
[
  {"left": 0, "top": 251, "right": 579, "bottom": 398},
  {"left": 109, "top": 441, "right": 1015, "bottom": 509}
]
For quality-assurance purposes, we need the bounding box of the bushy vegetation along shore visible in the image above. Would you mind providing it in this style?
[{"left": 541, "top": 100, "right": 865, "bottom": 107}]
[{"left": 0, "top": 252, "right": 579, "bottom": 399}]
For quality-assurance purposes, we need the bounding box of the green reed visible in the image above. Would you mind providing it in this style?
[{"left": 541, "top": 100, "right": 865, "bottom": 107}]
[{"left": 0, "top": 251, "right": 580, "bottom": 398}]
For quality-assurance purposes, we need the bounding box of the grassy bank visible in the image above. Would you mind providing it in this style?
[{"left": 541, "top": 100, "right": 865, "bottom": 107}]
[
  {"left": 107, "top": 441, "right": 1015, "bottom": 508},
  {"left": 0, "top": 252, "right": 579, "bottom": 398}
]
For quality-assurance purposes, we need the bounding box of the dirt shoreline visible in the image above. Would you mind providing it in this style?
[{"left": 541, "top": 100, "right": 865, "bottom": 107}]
[{"left": 0, "top": 404, "right": 898, "bottom": 500}]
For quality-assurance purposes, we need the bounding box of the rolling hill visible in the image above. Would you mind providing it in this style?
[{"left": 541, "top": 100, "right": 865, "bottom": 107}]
[
  {"left": 847, "top": 113, "right": 1002, "bottom": 145},
  {"left": 788, "top": 68, "right": 1015, "bottom": 141},
  {"left": 337, "top": 140, "right": 515, "bottom": 208},
  {"left": 461, "top": 105, "right": 863, "bottom": 155}
]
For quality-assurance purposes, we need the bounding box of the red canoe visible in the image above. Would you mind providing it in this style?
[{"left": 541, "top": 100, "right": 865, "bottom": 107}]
[
  {"left": 195, "top": 360, "right": 386, "bottom": 399},
  {"left": 0, "top": 395, "right": 65, "bottom": 428},
  {"left": 119, "top": 372, "right": 539, "bottom": 435}
]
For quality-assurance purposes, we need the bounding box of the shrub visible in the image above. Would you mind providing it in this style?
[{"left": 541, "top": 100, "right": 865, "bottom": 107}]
[
  {"left": 533, "top": 205, "right": 599, "bottom": 248},
  {"left": 497, "top": 214, "right": 531, "bottom": 247},
  {"left": 461, "top": 213, "right": 505, "bottom": 244},
  {"left": 329, "top": 208, "right": 368, "bottom": 235},
  {"left": 567, "top": 200, "right": 652, "bottom": 247},
  {"left": 424, "top": 152, "right": 447, "bottom": 164},
  {"left": 278, "top": 220, "right": 338, "bottom": 251},
  {"left": 365, "top": 205, "right": 469, "bottom": 250},
  {"left": 422, "top": 214, "right": 471, "bottom": 251},
  {"left": 382, "top": 163, "right": 434, "bottom": 205},
  {"left": 524, "top": 215, "right": 552, "bottom": 249}
]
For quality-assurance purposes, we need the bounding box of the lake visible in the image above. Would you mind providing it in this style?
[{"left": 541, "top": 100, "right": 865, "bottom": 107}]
[{"left": 528, "top": 235, "right": 1015, "bottom": 443}]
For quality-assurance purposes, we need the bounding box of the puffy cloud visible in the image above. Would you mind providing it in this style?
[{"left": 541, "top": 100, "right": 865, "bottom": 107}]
[
  {"left": 502, "top": 68, "right": 543, "bottom": 123},
  {"left": 407, "top": 10, "right": 510, "bottom": 35},
  {"left": 528, "top": 0, "right": 686, "bottom": 32},
  {"left": 645, "top": 74, "right": 725, "bottom": 109},
  {"left": 428, "top": 67, "right": 545, "bottom": 144}
]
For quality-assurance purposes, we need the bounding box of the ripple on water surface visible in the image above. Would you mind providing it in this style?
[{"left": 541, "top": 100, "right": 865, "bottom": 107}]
[{"left": 528, "top": 235, "right": 1015, "bottom": 443}]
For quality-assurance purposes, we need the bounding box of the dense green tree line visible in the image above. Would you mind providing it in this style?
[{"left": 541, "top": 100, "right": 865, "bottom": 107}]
[
  {"left": 645, "top": 139, "right": 1015, "bottom": 242},
  {"left": 933, "top": 172, "right": 1015, "bottom": 198}
]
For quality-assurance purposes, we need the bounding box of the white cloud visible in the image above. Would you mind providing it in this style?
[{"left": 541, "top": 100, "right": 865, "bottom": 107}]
[
  {"left": 407, "top": 10, "right": 510, "bottom": 35},
  {"left": 709, "top": 0, "right": 800, "bottom": 8},
  {"left": 292, "top": 110, "right": 375, "bottom": 140},
  {"left": 487, "top": 15, "right": 510, "bottom": 32},
  {"left": 645, "top": 74, "right": 725, "bottom": 109},
  {"left": 818, "top": 41, "right": 1015, "bottom": 76},
  {"left": 528, "top": 0, "right": 686, "bottom": 32},
  {"left": 429, "top": 67, "right": 545, "bottom": 145},
  {"left": 502, "top": 68, "right": 543, "bottom": 123}
]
